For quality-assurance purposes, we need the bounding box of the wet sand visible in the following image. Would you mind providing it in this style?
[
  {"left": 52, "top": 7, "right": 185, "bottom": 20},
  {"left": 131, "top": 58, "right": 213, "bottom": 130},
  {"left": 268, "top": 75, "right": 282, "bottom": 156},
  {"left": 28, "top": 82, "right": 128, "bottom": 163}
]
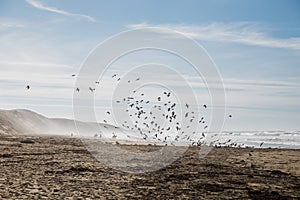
[{"left": 0, "top": 135, "right": 299, "bottom": 199}]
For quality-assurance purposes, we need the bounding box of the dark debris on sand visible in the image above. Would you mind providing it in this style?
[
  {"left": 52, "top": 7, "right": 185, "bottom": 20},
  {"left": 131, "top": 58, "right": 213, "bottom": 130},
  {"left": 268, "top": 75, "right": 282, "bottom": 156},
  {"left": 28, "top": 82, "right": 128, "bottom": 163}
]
[{"left": 0, "top": 135, "right": 299, "bottom": 199}]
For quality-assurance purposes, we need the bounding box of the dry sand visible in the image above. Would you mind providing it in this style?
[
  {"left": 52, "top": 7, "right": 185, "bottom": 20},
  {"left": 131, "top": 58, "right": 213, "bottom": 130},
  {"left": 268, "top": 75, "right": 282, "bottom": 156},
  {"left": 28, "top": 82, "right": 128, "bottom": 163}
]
[{"left": 0, "top": 135, "right": 299, "bottom": 199}]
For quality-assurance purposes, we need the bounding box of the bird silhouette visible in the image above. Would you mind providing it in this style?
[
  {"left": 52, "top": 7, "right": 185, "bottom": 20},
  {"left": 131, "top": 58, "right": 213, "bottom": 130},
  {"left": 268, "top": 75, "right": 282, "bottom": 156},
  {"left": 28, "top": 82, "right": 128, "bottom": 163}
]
[
  {"left": 89, "top": 87, "right": 95, "bottom": 92},
  {"left": 260, "top": 142, "right": 264, "bottom": 147}
]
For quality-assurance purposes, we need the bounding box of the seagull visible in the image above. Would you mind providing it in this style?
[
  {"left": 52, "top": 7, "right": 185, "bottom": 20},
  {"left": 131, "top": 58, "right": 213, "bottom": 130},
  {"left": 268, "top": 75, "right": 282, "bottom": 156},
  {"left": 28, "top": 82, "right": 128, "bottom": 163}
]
[
  {"left": 185, "top": 112, "right": 189, "bottom": 118},
  {"left": 260, "top": 142, "right": 264, "bottom": 147},
  {"left": 89, "top": 87, "right": 95, "bottom": 92}
]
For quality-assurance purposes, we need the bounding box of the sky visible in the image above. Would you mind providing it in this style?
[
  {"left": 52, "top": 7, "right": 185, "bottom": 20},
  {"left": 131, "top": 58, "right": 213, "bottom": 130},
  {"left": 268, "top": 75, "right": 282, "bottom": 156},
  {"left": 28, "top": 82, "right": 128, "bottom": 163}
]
[{"left": 0, "top": 0, "right": 300, "bottom": 131}]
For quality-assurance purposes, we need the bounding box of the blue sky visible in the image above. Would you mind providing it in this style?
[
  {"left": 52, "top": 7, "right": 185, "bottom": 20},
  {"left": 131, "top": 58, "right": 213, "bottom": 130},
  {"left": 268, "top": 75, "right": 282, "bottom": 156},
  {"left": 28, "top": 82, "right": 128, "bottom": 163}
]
[{"left": 0, "top": 0, "right": 300, "bottom": 131}]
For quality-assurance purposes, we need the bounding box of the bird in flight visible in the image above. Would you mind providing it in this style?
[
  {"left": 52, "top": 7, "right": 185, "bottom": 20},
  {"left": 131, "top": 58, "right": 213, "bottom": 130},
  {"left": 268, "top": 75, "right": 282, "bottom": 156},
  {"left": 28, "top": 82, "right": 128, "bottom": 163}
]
[
  {"left": 26, "top": 85, "right": 30, "bottom": 90},
  {"left": 260, "top": 142, "right": 264, "bottom": 147},
  {"left": 76, "top": 88, "right": 80, "bottom": 92},
  {"left": 203, "top": 104, "right": 207, "bottom": 108},
  {"left": 89, "top": 87, "right": 95, "bottom": 92}
]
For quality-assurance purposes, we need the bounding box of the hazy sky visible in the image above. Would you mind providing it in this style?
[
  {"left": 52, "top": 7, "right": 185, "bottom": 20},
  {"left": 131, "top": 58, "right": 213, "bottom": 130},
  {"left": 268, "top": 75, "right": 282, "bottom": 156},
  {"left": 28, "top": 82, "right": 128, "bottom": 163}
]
[{"left": 0, "top": 0, "right": 300, "bottom": 131}]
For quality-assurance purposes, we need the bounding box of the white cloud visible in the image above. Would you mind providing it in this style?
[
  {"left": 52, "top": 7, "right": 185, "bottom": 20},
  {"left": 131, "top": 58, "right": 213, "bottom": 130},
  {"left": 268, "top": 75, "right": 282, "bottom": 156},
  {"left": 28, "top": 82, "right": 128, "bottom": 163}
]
[
  {"left": 25, "top": 0, "right": 96, "bottom": 22},
  {"left": 0, "top": 23, "right": 24, "bottom": 30},
  {"left": 0, "top": 19, "right": 25, "bottom": 30},
  {"left": 127, "top": 22, "right": 300, "bottom": 50}
]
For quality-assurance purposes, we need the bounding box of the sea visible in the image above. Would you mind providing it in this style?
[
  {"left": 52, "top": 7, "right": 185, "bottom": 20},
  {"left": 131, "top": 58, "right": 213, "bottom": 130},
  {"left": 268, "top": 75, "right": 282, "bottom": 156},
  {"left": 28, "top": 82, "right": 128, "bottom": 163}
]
[{"left": 214, "top": 131, "right": 300, "bottom": 149}]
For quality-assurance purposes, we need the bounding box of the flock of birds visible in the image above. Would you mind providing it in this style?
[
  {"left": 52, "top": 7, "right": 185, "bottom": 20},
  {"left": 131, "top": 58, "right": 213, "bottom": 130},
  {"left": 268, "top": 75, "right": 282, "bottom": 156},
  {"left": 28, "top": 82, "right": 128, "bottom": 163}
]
[{"left": 25, "top": 73, "right": 260, "bottom": 148}]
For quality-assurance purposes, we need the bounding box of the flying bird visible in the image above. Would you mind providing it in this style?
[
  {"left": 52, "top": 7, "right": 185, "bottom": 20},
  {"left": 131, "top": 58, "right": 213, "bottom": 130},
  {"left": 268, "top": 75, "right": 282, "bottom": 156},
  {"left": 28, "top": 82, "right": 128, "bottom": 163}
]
[
  {"left": 89, "top": 87, "right": 95, "bottom": 92},
  {"left": 26, "top": 85, "right": 30, "bottom": 90},
  {"left": 260, "top": 142, "right": 264, "bottom": 147}
]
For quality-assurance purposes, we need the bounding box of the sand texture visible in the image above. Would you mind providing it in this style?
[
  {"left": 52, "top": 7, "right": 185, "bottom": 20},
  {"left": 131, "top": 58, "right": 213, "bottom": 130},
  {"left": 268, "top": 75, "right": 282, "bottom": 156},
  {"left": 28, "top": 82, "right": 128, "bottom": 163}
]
[{"left": 0, "top": 135, "right": 299, "bottom": 199}]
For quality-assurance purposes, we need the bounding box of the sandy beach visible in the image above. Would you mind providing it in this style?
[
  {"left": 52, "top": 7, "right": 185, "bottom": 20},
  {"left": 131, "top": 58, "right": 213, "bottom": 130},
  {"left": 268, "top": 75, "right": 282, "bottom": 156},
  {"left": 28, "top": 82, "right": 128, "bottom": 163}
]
[{"left": 0, "top": 135, "right": 299, "bottom": 199}]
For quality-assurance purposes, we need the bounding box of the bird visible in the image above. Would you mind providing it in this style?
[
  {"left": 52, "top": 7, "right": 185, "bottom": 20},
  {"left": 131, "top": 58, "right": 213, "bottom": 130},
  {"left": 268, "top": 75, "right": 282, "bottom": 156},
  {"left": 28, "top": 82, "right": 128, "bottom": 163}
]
[
  {"left": 260, "top": 142, "right": 264, "bottom": 147},
  {"left": 89, "top": 87, "right": 95, "bottom": 92},
  {"left": 185, "top": 112, "right": 189, "bottom": 118},
  {"left": 76, "top": 88, "right": 80, "bottom": 92},
  {"left": 112, "top": 74, "right": 117, "bottom": 78},
  {"left": 229, "top": 114, "right": 232, "bottom": 118},
  {"left": 26, "top": 85, "right": 30, "bottom": 90},
  {"left": 203, "top": 104, "right": 207, "bottom": 108},
  {"left": 71, "top": 74, "right": 76, "bottom": 77}
]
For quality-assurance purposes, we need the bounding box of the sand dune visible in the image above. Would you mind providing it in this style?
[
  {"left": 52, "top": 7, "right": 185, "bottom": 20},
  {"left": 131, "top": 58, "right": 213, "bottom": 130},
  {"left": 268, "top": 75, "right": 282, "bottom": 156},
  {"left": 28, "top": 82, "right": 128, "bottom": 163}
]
[{"left": 0, "top": 109, "right": 114, "bottom": 136}]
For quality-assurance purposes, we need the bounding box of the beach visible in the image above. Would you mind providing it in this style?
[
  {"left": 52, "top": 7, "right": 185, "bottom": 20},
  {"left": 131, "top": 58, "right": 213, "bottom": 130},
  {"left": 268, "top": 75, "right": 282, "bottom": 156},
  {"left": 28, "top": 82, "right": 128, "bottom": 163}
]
[{"left": 0, "top": 135, "right": 299, "bottom": 199}]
